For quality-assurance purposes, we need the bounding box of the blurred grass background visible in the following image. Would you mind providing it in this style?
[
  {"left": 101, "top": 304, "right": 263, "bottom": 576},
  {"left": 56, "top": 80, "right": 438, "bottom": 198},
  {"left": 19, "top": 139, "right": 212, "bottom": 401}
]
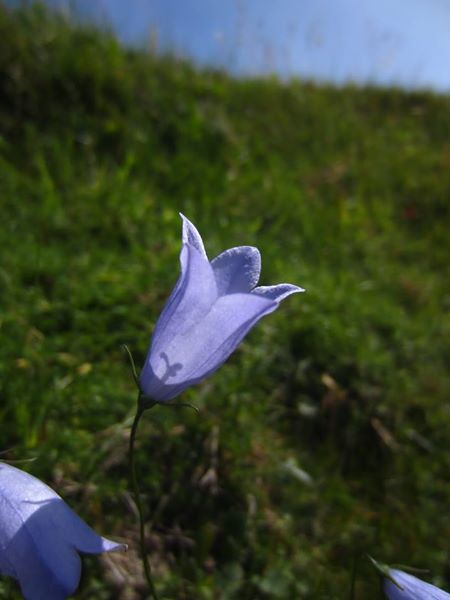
[{"left": 0, "top": 3, "right": 449, "bottom": 598}]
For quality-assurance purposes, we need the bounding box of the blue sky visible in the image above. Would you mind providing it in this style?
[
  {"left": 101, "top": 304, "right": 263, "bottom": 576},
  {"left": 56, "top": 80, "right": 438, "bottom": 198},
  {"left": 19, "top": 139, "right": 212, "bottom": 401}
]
[{"left": 11, "top": 0, "right": 450, "bottom": 92}]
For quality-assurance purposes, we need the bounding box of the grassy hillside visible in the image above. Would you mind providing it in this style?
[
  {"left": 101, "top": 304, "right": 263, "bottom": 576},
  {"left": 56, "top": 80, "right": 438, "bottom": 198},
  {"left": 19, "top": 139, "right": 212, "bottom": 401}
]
[{"left": 0, "top": 3, "right": 449, "bottom": 598}]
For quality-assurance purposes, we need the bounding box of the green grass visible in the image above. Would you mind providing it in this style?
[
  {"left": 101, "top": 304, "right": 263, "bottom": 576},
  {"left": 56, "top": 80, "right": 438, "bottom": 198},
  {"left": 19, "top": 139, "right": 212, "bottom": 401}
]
[{"left": 0, "top": 3, "right": 449, "bottom": 598}]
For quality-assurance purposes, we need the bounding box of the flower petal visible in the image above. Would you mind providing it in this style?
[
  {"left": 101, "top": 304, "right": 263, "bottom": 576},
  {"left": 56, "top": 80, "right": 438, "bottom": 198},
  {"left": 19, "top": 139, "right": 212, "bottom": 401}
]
[
  {"left": 142, "top": 293, "right": 277, "bottom": 402},
  {"left": 50, "top": 498, "right": 125, "bottom": 555},
  {"left": 385, "top": 569, "right": 450, "bottom": 600},
  {"left": 149, "top": 215, "right": 208, "bottom": 350},
  {"left": 140, "top": 243, "right": 218, "bottom": 397},
  {"left": 181, "top": 213, "right": 207, "bottom": 258},
  {"left": 252, "top": 283, "right": 305, "bottom": 302},
  {"left": 10, "top": 511, "right": 83, "bottom": 600},
  {"left": 211, "top": 246, "right": 261, "bottom": 294}
]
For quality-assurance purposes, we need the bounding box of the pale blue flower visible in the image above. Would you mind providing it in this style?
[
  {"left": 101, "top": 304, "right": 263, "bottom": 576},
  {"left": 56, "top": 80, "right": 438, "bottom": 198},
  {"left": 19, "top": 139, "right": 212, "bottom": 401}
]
[
  {"left": 0, "top": 463, "right": 126, "bottom": 600},
  {"left": 385, "top": 569, "right": 450, "bottom": 600},
  {"left": 140, "top": 214, "right": 304, "bottom": 402}
]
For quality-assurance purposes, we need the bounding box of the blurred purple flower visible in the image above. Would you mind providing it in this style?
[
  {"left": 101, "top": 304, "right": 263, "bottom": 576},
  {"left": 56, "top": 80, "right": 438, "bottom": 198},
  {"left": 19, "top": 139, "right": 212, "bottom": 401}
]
[
  {"left": 385, "top": 569, "right": 450, "bottom": 599},
  {"left": 140, "top": 214, "right": 304, "bottom": 403},
  {"left": 0, "top": 463, "right": 126, "bottom": 600}
]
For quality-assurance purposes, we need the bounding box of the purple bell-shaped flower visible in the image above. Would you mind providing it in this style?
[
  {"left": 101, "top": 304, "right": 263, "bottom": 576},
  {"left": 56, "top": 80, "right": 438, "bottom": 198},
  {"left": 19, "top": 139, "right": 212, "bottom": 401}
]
[
  {"left": 140, "top": 214, "right": 304, "bottom": 403},
  {"left": 0, "top": 463, "right": 126, "bottom": 600}
]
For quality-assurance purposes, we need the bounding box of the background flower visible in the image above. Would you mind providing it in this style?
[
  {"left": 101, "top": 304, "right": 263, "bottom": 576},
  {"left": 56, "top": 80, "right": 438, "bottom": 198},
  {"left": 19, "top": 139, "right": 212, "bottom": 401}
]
[
  {"left": 385, "top": 569, "right": 450, "bottom": 600},
  {"left": 0, "top": 463, "right": 126, "bottom": 600}
]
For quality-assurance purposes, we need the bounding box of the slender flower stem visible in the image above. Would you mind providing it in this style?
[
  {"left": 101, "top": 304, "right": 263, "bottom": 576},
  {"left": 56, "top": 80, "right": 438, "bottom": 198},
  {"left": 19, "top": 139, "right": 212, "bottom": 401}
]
[
  {"left": 129, "top": 402, "right": 159, "bottom": 600},
  {"left": 349, "top": 555, "right": 357, "bottom": 600}
]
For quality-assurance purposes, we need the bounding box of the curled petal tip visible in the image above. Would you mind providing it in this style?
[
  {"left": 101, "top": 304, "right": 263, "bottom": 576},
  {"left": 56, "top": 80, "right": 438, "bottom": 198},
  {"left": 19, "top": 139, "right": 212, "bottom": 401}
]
[
  {"left": 100, "top": 538, "right": 128, "bottom": 553},
  {"left": 252, "top": 283, "right": 304, "bottom": 302},
  {"left": 180, "top": 213, "right": 207, "bottom": 257}
]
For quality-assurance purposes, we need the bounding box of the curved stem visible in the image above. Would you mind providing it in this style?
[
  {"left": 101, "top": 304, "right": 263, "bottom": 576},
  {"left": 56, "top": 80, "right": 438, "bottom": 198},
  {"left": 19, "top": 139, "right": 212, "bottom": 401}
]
[
  {"left": 349, "top": 554, "right": 357, "bottom": 600},
  {"left": 129, "top": 404, "right": 159, "bottom": 600}
]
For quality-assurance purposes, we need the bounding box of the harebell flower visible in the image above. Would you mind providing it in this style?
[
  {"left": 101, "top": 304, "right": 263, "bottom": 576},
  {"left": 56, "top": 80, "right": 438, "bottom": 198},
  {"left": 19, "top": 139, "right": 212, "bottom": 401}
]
[
  {"left": 139, "top": 214, "right": 304, "bottom": 404},
  {"left": 128, "top": 214, "right": 303, "bottom": 598},
  {"left": 0, "top": 463, "right": 125, "bottom": 600}
]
